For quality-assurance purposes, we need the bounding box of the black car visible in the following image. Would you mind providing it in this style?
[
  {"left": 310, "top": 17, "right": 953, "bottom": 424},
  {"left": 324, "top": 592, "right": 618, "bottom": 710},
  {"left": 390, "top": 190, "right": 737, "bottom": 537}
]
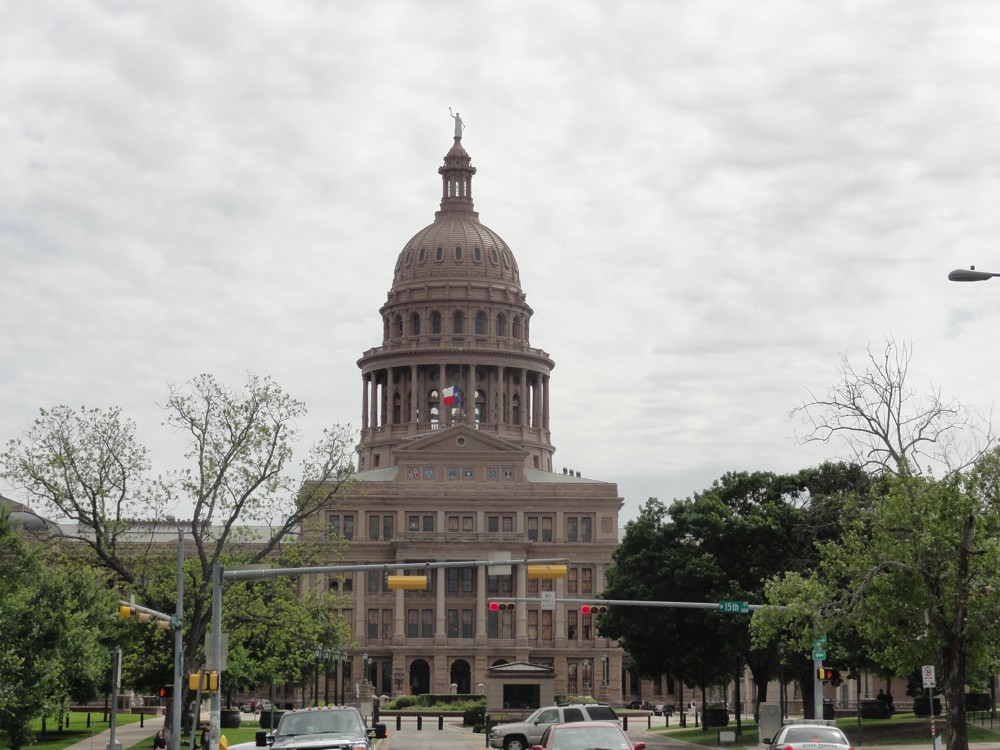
[{"left": 626, "top": 700, "right": 653, "bottom": 711}]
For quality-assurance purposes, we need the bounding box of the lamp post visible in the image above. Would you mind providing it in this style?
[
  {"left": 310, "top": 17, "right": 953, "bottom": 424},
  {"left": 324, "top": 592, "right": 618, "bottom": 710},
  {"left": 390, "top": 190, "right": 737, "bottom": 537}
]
[
  {"left": 362, "top": 652, "right": 373, "bottom": 685},
  {"left": 394, "top": 668, "right": 404, "bottom": 697},
  {"left": 949, "top": 266, "right": 1000, "bottom": 282},
  {"left": 777, "top": 641, "right": 787, "bottom": 720},
  {"left": 601, "top": 655, "right": 608, "bottom": 686},
  {"left": 166, "top": 515, "right": 185, "bottom": 750},
  {"left": 583, "top": 659, "right": 592, "bottom": 697},
  {"left": 333, "top": 651, "right": 344, "bottom": 705},
  {"left": 312, "top": 649, "right": 322, "bottom": 706}
]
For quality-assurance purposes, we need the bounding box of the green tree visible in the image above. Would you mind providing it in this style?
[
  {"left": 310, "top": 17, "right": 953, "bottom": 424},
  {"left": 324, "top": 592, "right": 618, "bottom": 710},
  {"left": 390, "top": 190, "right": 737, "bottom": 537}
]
[
  {"left": 2, "top": 373, "right": 356, "bottom": 744},
  {"left": 778, "top": 338, "right": 1000, "bottom": 750},
  {"left": 0, "top": 509, "right": 116, "bottom": 750}
]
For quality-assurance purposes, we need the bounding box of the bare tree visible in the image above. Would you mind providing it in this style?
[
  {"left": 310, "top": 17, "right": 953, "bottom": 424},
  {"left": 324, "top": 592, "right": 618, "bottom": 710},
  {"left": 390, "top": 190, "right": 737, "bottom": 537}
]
[{"left": 791, "top": 338, "right": 995, "bottom": 476}]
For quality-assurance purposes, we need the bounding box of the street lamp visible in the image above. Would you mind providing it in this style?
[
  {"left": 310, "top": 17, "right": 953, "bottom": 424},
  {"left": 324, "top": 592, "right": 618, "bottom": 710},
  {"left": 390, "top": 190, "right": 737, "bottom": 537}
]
[
  {"left": 166, "top": 515, "right": 185, "bottom": 750},
  {"left": 333, "top": 651, "right": 344, "bottom": 705},
  {"left": 949, "top": 266, "right": 1000, "bottom": 282},
  {"left": 362, "top": 652, "right": 373, "bottom": 684},
  {"left": 312, "top": 649, "right": 323, "bottom": 706},
  {"left": 776, "top": 641, "right": 787, "bottom": 720},
  {"left": 583, "top": 659, "right": 591, "bottom": 696},
  {"left": 394, "top": 668, "right": 404, "bottom": 696},
  {"left": 601, "top": 655, "right": 608, "bottom": 686}
]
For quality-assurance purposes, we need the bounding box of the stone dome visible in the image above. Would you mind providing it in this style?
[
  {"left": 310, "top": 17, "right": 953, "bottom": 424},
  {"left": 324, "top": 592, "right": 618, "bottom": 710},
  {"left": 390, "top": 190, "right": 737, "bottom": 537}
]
[{"left": 390, "top": 137, "right": 521, "bottom": 290}]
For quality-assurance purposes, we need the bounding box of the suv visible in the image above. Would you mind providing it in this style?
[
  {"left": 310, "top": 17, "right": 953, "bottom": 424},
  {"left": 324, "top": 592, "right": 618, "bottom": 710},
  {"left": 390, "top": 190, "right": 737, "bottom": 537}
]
[
  {"left": 489, "top": 704, "right": 619, "bottom": 750},
  {"left": 255, "top": 706, "right": 372, "bottom": 750}
]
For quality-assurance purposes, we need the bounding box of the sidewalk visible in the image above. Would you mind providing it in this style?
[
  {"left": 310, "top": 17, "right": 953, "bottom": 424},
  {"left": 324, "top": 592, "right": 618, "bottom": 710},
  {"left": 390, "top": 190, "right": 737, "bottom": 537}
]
[{"left": 62, "top": 716, "right": 164, "bottom": 750}]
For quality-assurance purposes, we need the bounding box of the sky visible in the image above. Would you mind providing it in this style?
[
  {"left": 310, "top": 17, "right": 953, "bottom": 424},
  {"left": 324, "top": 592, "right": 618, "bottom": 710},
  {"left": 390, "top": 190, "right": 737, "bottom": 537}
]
[{"left": 4, "top": 0, "right": 1000, "bottom": 523}]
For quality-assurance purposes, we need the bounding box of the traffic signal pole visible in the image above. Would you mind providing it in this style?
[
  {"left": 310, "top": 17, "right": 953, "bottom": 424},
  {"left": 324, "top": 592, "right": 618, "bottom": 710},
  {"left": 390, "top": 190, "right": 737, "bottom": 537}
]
[{"left": 208, "top": 556, "right": 570, "bottom": 750}]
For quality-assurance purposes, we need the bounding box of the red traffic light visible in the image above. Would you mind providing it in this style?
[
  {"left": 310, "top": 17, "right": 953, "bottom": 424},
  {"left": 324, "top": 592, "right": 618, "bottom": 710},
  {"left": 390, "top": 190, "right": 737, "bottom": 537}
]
[
  {"left": 160, "top": 685, "right": 173, "bottom": 699},
  {"left": 817, "top": 667, "right": 835, "bottom": 681},
  {"left": 489, "top": 601, "right": 515, "bottom": 611},
  {"left": 581, "top": 604, "right": 608, "bottom": 615}
]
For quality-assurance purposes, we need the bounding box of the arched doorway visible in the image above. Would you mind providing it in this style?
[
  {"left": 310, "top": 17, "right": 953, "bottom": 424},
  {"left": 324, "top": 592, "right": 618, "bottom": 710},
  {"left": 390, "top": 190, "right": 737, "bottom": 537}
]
[
  {"left": 451, "top": 659, "right": 472, "bottom": 694},
  {"left": 409, "top": 659, "right": 431, "bottom": 695}
]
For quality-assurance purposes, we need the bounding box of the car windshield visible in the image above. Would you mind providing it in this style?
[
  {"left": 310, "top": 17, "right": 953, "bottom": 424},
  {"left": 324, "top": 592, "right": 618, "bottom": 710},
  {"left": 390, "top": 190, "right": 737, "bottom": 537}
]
[
  {"left": 781, "top": 727, "right": 847, "bottom": 744},
  {"left": 279, "top": 712, "right": 363, "bottom": 737},
  {"left": 550, "top": 726, "right": 630, "bottom": 750}
]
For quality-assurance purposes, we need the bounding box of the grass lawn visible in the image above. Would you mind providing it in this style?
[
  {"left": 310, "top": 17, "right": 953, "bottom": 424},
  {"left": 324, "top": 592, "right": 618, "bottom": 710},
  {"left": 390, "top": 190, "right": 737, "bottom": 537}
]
[{"left": 649, "top": 713, "right": 1000, "bottom": 747}]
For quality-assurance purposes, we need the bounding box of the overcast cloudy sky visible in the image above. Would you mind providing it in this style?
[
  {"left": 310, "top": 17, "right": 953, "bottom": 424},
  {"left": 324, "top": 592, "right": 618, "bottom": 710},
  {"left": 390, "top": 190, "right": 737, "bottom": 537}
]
[{"left": 4, "top": 0, "right": 1000, "bottom": 522}]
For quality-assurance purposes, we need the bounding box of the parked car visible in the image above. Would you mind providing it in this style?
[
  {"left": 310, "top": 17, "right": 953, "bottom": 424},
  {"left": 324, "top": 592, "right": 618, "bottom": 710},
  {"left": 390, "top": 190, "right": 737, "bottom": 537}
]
[
  {"left": 255, "top": 705, "right": 372, "bottom": 750},
  {"left": 532, "top": 722, "right": 644, "bottom": 750},
  {"left": 652, "top": 704, "right": 669, "bottom": 716},
  {"left": 626, "top": 700, "right": 653, "bottom": 711},
  {"left": 489, "top": 704, "right": 619, "bottom": 750},
  {"left": 763, "top": 722, "right": 852, "bottom": 750}
]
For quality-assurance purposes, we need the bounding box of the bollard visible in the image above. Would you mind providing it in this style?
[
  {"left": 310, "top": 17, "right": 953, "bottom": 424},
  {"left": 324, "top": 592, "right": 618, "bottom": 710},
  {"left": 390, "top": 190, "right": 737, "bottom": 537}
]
[
  {"left": 396, "top": 716, "right": 401, "bottom": 731},
  {"left": 88, "top": 714, "right": 92, "bottom": 728},
  {"left": 665, "top": 714, "right": 669, "bottom": 727},
  {"left": 647, "top": 715, "right": 651, "bottom": 729},
  {"left": 438, "top": 715, "right": 444, "bottom": 730},
  {"left": 417, "top": 715, "right": 422, "bottom": 731},
  {"left": 485, "top": 715, "right": 491, "bottom": 747},
  {"left": 622, "top": 716, "right": 628, "bottom": 731},
  {"left": 141, "top": 712, "right": 145, "bottom": 728}
]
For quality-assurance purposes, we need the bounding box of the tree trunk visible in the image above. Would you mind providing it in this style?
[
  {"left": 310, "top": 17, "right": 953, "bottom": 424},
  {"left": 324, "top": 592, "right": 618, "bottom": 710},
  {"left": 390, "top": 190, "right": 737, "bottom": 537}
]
[{"left": 944, "top": 514, "right": 974, "bottom": 750}]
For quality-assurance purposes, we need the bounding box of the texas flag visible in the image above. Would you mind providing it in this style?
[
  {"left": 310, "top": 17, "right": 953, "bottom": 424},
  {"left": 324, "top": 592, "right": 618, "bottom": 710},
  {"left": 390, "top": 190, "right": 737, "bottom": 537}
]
[{"left": 442, "top": 385, "right": 461, "bottom": 406}]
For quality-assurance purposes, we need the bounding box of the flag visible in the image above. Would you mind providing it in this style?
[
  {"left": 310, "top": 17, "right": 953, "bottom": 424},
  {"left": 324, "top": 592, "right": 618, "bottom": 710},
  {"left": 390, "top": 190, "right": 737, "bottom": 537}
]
[{"left": 442, "top": 385, "right": 460, "bottom": 406}]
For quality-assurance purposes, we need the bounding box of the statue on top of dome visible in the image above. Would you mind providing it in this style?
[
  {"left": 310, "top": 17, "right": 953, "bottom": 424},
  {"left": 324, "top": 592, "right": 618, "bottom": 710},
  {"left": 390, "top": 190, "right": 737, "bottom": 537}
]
[{"left": 449, "top": 107, "right": 465, "bottom": 138}]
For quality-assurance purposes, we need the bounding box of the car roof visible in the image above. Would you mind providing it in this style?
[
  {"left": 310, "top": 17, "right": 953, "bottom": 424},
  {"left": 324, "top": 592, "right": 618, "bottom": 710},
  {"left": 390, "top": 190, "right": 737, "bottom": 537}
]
[{"left": 550, "top": 721, "right": 622, "bottom": 729}]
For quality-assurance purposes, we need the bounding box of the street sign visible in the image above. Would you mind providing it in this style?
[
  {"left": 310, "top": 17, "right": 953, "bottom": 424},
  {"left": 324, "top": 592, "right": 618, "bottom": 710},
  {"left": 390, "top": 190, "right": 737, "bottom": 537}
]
[
  {"left": 922, "top": 665, "right": 936, "bottom": 688},
  {"left": 540, "top": 591, "right": 556, "bottom": 611},
  {"left": 718, "top": 600, "right": 749, "bottom": 614},
  {"left": 812, "top": 650, "right": 826, "bottom": 661}
]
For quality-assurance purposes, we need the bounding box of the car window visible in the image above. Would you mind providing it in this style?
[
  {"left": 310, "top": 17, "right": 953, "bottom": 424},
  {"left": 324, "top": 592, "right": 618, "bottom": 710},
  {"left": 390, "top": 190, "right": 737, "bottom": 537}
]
[
  {"left": 782, "top": 727, "right": 847, "bottom": 744},
  {"left": 562, "top": 709, "right": 585, "bottom": 722},
  {"left": 551, "top": 726, "right": 630, "bottom": 750},
  {"left": 537, "top": 709, "right": 560, "bottom": 724},
  {"left": 586, "top": 707, "right": 618, "bottom": 721}
]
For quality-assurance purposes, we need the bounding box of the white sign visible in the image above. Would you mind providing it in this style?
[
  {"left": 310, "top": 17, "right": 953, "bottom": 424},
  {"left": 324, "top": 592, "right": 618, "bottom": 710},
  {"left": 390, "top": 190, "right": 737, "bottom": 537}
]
[
  {"left": 540, "top": 591, "right": 556, "bottom": 611},
  {"left": 487, "top": 551, "right": 512, "bottom": 576},
  {"left": 922, "top": 665, "right": 936, "bottom": 688}
]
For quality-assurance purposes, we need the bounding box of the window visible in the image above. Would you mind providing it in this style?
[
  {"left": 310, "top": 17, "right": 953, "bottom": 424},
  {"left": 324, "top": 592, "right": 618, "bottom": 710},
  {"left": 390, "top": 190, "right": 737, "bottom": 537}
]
[
  {"left": 488, "top": 608, "right": 514, "bottom": 639},
  {"left": 475, "top": 311, "right": 487, "bottom": 335},
  {"left": 455, "top": 245, "right": 463, "bottom": 261},
  {"left": 369, "top": 515, "right": 379, "bottom": 541},
  {"left": 567, "top": 567, "right": 579, "bottom": 594},
  {"left": 327, "top": 515, "right": 354, "bottom": 540},
  {"left": 367, "top": 571, "right": 380, "bottom": 593},
  {"left": 382, "top": 609, "right": 392, "bottom": 640},
  {"left": 488, "top": 574, "right": 513, "bottom": 594},
  {"left": 408, "top": 515, "right": 420, "bottom": 532},
  {"left": 329, "top": 575, "right": 352, "bottom": 592},
  {"left": 453, "top": 311, "right": 464, "bottom": 334},
  {"left": 447, "top": 609, "right": 459, "bottom": 638},
  {"left": 567, "top": 517, "right": 578, "bottom": 542},
  {"left": 448, "top": 515, "right": 460, "bottom": 533},
  {"left": 423, "top": 514, "right": 435, "bottom": 532},
  {"left": 528, "top": 516, "right": 538, "bottom": 541},
  {"left": 383, "top": 515, "right": 394, "bottom": 540},
  {"left": 448, "top": 567, "right": 474, "bottom": 593},
  {"left": 411, "top": 312, "right": 421, "bottom": 336},
  {"left": 541, "top": 610, "right": 553, "bottom": 639},
  {"left": 582, "top": 612, "right": 593, "bottom": 640},
  {"left": 367, "top": 609, "right": 378, "bottom": 638},
  {"left": 582, "top": 567, "right": 593, "bottom": 593},
  {"left": 431, "top": 311, "right": 442, "bottom": 334},
  {"left": 421, "top": 608, "right": 433, "bottom": 638},
  {"left": 436, "top": 246, "right": 443, "bottom": 261},
  {"left": 474, "top": 246, "right": 482, "bottom": 262},
  {"left": 463, "top": 515, "right": 474, "bottom": 532},
  {"left": 418, "top": 247, "right": 426, "bottom": 262},
  {"left": 567, "top": 609, "right": 578, "bottom": 640},
  {"left": 488, "top": 515, "right": 514, "bottom": 533},
  {"left": 462, "top": 608, "right": 473, "bottom": 638},
  {"left": 527, "top": 610, "right": 538, "bottom": 640},
  {"left": 407, "top": 609, "right": 418, "bottom": 638},
  {"left": 582, "top": 517, "right": 593, "bottom": 542}
]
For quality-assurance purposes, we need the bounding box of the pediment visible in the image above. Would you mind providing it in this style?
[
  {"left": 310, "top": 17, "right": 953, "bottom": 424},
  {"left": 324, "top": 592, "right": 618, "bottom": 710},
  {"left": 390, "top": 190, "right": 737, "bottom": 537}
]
[
  {"left": 486, "top": 660, "right": 554, "bottom": 675},
  {"left": 394, "top": 423, "right": 528, "bottom": 458}
]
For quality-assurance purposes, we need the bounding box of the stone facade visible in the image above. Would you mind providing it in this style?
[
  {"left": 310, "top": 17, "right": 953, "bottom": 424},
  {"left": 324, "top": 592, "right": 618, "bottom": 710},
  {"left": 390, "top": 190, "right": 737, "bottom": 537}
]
[{"left": 303, "top": 129, "right": 626, "bottom": 702}]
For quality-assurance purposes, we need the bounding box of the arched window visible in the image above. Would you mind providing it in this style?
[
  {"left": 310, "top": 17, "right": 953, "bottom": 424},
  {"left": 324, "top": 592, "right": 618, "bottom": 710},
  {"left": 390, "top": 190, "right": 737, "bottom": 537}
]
[
  {"left": 475, "top": 389, "right": 486, "bottom": 424},
  {"left": 512, "top": 316, "right": 522, "bottom": 340},
  {"left": 453, "top": 311, "right": 464, "bottom": 334},
  {"left": 474, "top": 246, "right": 482, "bottom": 262},
  {"left": 436, "top": 246, "right": 443, "bottom": 261},
  {"left": 490, "top": 247, "right": 499, "bottom": 265},
  {"left": 475, "top": 311, "right": 487, "bottom": 335},
  {"left": 418, "top": 247, "right": 426, "bottom": 262},
  {"left": 431, "top": 311, "right": 442, "bottom": 334},
  {"left": 495, "top": 313, "right": 507, "bottom": 337},
  {"left": 404, "top": 249, "right": 412, "bottom": 266},
  {"left": 383, "top": 316, "right": 390, "bottom": 340},
  {"left": 455, "top": 246, "right": 463, "bottom": 261},
  {"left": 393, "top": 314, "right": 403, "bottom": 338},
  {"left": 411, "top": 312, "right": 421, "bottom": 336}
]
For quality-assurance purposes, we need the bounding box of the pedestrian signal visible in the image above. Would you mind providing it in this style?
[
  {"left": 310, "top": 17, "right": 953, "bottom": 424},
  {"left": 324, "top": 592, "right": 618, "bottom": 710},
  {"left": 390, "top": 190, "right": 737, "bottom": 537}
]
[
  {"left": 817, "top": 667, "right": 835, "bottom": 681},
  {"left": 580, "top": 604, "right": 608, "bottom": 614},
  {"left": 160, "top": 685, "right": 173, "bottom": 699}
]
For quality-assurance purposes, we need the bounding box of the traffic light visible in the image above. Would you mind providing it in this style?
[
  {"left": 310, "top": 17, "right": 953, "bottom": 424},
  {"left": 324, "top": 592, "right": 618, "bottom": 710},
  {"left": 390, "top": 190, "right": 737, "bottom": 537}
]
[
  {"left": 387, "top": 575, "right": 429, "bottom": 590},
  {"left": 190, "top": 671, "right": 220, "bottom": 693},
  {"left": 160, "top": 685, "right": 173, "bottom": 699},
  {"left": 119, "top": 604, "right": 136, "bottom": 618},
  {"left": 830, "top": 669, "right": 843, "bottom": 687},
  {"left": 527, "top": 564, "right": 568, "bottom": 579},
  {"left": 580, "top": 604, "right": 609, "bottom": 615},
  {"left": 818, "top": 667, "right": 835, "bottom": 681},
  {"left": 489, "top": 601, "right": 516, "bottom": 611}
]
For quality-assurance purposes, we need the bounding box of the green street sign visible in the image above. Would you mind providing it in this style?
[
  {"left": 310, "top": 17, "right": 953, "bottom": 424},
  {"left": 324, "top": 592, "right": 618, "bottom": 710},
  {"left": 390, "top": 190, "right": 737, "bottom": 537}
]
[
  {"left": 718, "top": 600, "right": 749, "bottom": 614},
  {"left": 813, "top": 649, "right": 827, "bottom": 660}
]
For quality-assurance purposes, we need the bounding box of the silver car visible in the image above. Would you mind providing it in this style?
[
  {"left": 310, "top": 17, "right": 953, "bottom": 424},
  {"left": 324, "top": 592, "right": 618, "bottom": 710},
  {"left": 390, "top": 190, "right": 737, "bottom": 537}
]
[{"left": 765, "top": 723, "right": 852, "bottom": 750}]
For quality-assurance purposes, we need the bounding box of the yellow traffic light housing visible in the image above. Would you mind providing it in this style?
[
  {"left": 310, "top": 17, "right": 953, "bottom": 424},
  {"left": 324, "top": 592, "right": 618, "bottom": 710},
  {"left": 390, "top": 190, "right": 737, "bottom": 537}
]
[
  {"left": 818, "top": 667, "right": 834, "bottom": 681},
  {"left": 119, "top": 604, "right": 136, "bottom": 618},
  {"left": 386, "top": 575, "right": 429, "bottom": 590},
  {"left": 190, "top": 671, "right": 219, "bottom": 693},
  {"left": 526, "top": 564, "right": 567, "bottom": 579}
]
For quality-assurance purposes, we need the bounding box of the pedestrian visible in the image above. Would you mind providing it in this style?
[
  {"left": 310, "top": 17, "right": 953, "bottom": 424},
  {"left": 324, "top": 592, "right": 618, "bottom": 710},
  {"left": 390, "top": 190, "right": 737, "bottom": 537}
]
[
  {"left": 886, "top": 690, "right": 894, "bottom": 717},
  {"left": 153, "top": 730, "right": 166, "bottom": 750},
  {"left": 200, "top": 722, "right": 210, "bottom": 750}
]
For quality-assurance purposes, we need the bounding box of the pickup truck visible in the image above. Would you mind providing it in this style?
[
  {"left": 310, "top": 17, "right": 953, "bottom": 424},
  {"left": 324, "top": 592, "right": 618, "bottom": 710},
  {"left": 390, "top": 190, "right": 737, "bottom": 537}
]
[{"left": 253, "top": 706, "right": 373, "bottom": 750}]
